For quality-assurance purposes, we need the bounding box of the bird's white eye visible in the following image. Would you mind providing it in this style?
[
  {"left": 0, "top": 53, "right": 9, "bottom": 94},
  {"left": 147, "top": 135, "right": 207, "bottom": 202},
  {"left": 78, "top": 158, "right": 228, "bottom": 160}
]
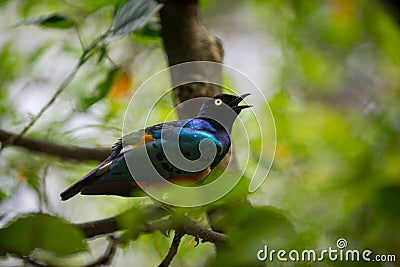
[{"left": 215, "top": 99, "right": 223, "bottom": 106}]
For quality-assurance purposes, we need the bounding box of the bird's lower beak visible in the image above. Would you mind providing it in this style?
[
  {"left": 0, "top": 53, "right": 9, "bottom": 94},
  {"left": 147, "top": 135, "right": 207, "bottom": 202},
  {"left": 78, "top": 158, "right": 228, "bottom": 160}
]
[
  {"left": 229, "top": 93, "right": 250, "bottom": 106},
  {"left": 230, "top": 93, "right": 252, "bottom": 111}
]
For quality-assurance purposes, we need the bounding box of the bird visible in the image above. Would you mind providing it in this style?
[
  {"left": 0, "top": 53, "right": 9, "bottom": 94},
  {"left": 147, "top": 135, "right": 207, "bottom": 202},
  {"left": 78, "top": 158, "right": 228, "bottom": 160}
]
[{"left": 60, "top": 93, "right": 251, "bottom": 201}]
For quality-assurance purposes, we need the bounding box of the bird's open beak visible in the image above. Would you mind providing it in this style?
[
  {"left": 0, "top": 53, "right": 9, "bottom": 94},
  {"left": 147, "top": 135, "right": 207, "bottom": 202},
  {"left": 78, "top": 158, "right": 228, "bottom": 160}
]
[{"left": 230, "top": 93, "right": 252, "bottom": 111}]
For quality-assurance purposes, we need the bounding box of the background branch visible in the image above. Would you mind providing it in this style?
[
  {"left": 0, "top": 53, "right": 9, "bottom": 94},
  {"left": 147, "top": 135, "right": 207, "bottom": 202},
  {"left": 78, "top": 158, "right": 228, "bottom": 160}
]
[
  {"left": 82, "top": 235, "right": 119, "bottom": 267},
  {"left": 0, "top": 129, "right": 110, "bottom": 161},
  {"left": 159, "top": 0, "right": 223, "bottom": 118}
]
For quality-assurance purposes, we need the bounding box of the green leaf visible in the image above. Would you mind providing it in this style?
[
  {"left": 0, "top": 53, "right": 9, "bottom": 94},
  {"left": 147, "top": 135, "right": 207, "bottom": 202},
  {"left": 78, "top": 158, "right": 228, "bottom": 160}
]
[
  {"left": 113, "top": 0, "right": 130, "bottom": 15},
  {"left": 39, "top": 14, "right": 76, "bottom": 29},
  {"left": 135, "top": 20, "right": 161, "bottom": 38},
  {"left": 18, "top": 14, "right": 76, "bottom": 29},
  {"left": 117, "top": 206, "right": 146, "bottom": 241},
  {"left": 0, "top": 214, "right": 87, "bottom": 256},
  {"left": 80, "top": 66, "right": 121, "bottom": 110},
  {"left": 132, "top": 19, "right": 162, "bottom": 44},
  {"left": 374, "top": 185, "right": 400, "bottom": 220},
  {"left": 97, "top": 45, "right": 108, "bottom": 63},
  {"left": 0, "top": 190, "right": 6, "bottom": 203},
  {"left": 112, "top": 0, "right": 163, "bottom": 37},
  {"left": 209, "top": 204, "right": 300, "bottom": 267},
  {"left": 0, "top": 0, "right": 10, "bottom": 6}
]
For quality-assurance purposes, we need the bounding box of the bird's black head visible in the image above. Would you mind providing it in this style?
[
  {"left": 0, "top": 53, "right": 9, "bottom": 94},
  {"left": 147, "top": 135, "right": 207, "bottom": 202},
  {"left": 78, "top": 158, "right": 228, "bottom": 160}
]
[
  {"left": 197, "top": 93, "right": 251, "bottom": 132},
  {"left": 212, "top": 93, "right": 252, "bottom": 115}
]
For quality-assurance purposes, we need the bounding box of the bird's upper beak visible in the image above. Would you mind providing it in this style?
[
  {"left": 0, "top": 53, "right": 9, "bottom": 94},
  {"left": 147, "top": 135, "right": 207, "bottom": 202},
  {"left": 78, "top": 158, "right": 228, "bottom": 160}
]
[{"left": 230, "top": 93, "right": 252, "bottom": 112}]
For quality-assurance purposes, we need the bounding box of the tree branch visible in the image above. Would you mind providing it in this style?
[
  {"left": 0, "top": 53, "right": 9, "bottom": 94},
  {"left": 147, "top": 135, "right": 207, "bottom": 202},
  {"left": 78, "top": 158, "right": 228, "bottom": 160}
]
[
  {"left": 75, "top": 205, "right": 169, "bottom": 239},
  {"left": 181, "top": 217, "right": 227, "bottom": 244},
  {"left": 159, "top": 0, "right": 224, "bottom": 118},
  {"left": 158, "top": 231, "right": 184, "bottom": 267},
  {"left": 75, "top": 208, "right": 227, "bottom": 244},
  {"left": 0, "top": 129, "right": 110, "bottom": 161},
  {"left": 74, "top": 214, "right": 227, "bottom": 267},
  {"left": 76, "top": 216, "right": 119, "bottom": 239}
]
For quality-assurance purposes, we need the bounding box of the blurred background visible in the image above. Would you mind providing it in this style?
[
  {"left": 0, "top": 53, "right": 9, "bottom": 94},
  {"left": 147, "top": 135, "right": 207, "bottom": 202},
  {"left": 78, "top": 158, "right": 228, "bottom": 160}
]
[{"left": 0, "top": 0, "right": 399, "bottom": 266}]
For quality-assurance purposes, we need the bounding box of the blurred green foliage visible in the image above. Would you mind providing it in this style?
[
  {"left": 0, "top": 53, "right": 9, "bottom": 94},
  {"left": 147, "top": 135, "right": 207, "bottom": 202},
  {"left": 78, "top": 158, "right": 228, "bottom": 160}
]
[
  {"left": 17, "top": 13, "right": 77, "bottom": 29},
  {"left": 0, "top": 214, "right": 87, "bottom": 256},
  {"left": 0, "top": 0, "right": 399, "bottom": 266}
]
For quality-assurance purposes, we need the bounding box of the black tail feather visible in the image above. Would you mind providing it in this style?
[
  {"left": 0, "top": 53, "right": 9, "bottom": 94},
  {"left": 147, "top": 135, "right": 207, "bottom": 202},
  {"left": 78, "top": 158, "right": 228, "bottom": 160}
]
[
  {"left": 60, "top": 140, "right": 122, "bottom": 201},
  {"left": 60, "top": 167, "right": 99, "bottom": 200},
  {"left": 60, "top": 182, "right": 85, "bottom": 201}
]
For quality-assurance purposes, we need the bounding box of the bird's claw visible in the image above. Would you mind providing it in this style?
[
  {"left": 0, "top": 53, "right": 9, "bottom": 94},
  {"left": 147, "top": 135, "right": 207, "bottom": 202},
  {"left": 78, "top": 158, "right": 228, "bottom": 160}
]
[
  {"left": 166, "top": 229, "right": 172, "bottom": 238},
  {"left": 194, "top": 237, "right": 200, "bottom": 247}
]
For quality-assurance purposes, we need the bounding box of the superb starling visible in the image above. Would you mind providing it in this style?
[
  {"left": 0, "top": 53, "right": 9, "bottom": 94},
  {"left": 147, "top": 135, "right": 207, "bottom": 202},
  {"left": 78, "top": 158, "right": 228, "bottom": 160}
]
[{"left": 60, "top": 93, "right": 251, "bottom": 200}]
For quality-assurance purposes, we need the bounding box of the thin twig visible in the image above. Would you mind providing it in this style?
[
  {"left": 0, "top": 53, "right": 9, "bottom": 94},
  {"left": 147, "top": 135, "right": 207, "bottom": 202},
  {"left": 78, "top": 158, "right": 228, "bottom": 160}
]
[
  {"left": 0, "top": 61, "right": 83, "bottom": 154},
  {"left": 0, "top": 32, "right": 110, "bottom": 154},
  {"left": 39, "top": 164, "right": 50, "bottom": 212},
  {"left": 158, "top": 231, "right": 184, "bottom": 267},
  {"left": 82, "top": 235, "right": 119, "bottom": 267},
  {"left": 181, "top": 218, "right": 227, "bottom": 244}
]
